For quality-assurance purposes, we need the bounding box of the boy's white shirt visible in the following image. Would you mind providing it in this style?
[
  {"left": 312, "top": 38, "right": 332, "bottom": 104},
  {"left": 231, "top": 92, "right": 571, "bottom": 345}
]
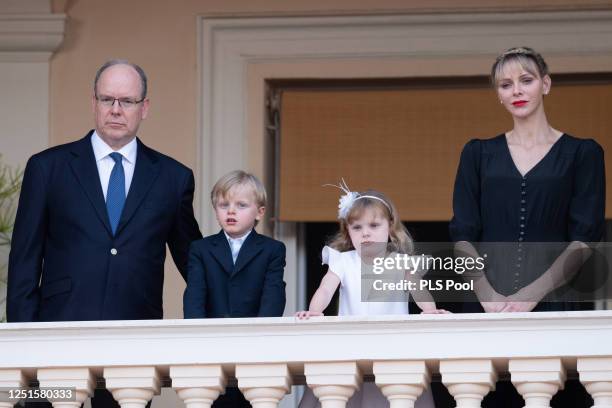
[{"left": 224, "top": 229, "right": 253, "bottom": 264}]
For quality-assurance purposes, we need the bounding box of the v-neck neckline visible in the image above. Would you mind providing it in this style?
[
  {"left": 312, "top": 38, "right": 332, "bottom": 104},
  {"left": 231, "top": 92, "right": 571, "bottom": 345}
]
[{"left": 502, "top": 133, "right": 566, "bottom": 178}]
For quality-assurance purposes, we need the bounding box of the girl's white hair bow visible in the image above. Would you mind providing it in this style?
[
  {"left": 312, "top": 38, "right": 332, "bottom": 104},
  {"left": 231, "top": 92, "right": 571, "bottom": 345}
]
[{"left": 324, "top": 179, "right": 390, "bottom": 219}]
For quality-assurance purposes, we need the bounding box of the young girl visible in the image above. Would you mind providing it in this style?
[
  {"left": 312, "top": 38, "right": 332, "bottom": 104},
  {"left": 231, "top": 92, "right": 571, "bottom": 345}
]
[{"left": 296, "top": 185, "right": 446, "bottom": 408}]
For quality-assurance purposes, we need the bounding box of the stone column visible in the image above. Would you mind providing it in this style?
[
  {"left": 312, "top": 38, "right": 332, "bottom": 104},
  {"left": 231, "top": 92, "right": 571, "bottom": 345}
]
[
  {"left": 37, "top": 367, "right": 94, "bottom": 408},
  {"left": 171, "top": 364, "right": 227, "bottom": 408},
  {"left": 304, "top": 362, "right": 361, "bottom": 408},
  {"left": 440, "top": 359, "right": 497, "bottom": 408},
  {"left": 373, "top": 360, "right": 430, "bottom": 408},
  {"left": 509, "top": 358, "right": 565, "bottom": 408},
  {"left": 236, "top": 363, "right": 291, "bottom": 408},
  {"left": 578, "top": 357, "right": 612, "bottom": 408},
  {"left": 104, "top": 366, "right": 160, "bottom": 408},
  {"left": 0, "top": 369, "right": 25, "bottom": 408}
]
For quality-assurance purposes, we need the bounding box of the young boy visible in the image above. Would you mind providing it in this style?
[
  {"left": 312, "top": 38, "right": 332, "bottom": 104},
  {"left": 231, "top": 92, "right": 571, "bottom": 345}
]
[
  {"left": 183, "top": 170, "right": 286, "bottom": 319},
  {"left": 183, "top": 170, "right": 286, "bottom": 407}
]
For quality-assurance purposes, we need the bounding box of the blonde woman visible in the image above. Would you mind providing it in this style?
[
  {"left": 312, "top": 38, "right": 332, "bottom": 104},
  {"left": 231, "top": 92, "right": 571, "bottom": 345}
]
[{"left": 450, "top": 46, "right": 604, "bottom": 408}]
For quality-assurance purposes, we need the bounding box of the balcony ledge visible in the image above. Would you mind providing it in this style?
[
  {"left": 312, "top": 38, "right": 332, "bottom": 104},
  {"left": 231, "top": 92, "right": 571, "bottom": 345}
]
[{"left": 2, "top": 311, "right": 611, "bottom": 372}]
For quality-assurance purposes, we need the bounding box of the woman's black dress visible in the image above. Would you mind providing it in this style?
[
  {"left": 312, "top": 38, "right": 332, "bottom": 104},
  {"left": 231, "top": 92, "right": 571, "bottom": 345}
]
[{"left": 450, "top": 133, "right": 605, "bottom": 309}]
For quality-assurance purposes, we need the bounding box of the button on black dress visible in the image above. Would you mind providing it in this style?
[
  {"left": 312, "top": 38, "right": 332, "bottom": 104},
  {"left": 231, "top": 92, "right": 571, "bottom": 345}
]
[{"left": 449, "top": 133, "right": 605, "bottom": 310}]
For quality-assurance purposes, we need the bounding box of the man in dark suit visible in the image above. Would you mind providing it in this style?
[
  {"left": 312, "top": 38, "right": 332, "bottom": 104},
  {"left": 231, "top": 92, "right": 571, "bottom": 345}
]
[{"left": 7, "top": 59, "right": 202, "bottom": 321}]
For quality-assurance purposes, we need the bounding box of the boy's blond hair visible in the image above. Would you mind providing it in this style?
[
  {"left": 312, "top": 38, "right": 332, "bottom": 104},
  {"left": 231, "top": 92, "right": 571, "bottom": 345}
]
[{"left": 211, "top": 170, "right": 267, "bottom": 208}]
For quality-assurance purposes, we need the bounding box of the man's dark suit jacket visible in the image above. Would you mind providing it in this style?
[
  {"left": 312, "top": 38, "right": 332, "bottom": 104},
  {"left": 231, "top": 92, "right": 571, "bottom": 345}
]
[
  {"left": 183, "top": 230, "right": 286, "bottom": 318},
  {"left": 7, "top": 130, "right": 202, "bottom": 322}
]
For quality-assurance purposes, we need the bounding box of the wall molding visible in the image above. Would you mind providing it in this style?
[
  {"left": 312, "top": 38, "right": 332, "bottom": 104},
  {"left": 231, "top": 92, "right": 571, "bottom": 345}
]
[
  {"left": 198, "top": 10, "right": 612, "bottom": 232},
  {"left": 198, "top": 11, "right": 612, "bottom": 319},
  {"left": 0, "top": 13, "right": 65, "bottom": 62},
  {"left": 0, "top": 0, "right": 66, "bottom": 322}
]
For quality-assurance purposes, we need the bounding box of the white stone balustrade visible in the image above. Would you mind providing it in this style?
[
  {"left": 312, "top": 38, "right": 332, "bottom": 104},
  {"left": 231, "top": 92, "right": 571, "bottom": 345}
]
[
  {"left": 37, "top": 367, "right": 94, "bottom": 408},
  {"left": 440, "top": 359, "right": 496, "bottom": 408},
  {"left": 1, "top": 312, "right": 612, "bottom": 407},
  {"left": 170, "top": 364, "right": 227, "bottom": 408},
  {"left": 0, "top": 369, "right": 25, "bottom": 408},
  {"left": 304, "top": 362, "right": 361, "bottom": 408},
  {"left": 373, "top": 360, "right": 430, "bottom": 408},
  {"left": 236, "top": 363, "right": 291, "bottom": 408},
  {"left": 104, "top": 366, "right": 160, "bottom": 408},
  {"left": 578, "top": 357, "right": 612, "bottom": 408},
  {"left": 509, "top": 358, "right": 565, "bottom": 408}
]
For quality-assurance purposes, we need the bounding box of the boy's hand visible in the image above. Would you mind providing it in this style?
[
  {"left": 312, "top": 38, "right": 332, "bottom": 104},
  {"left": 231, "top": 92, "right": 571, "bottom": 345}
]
[{"left": 295, "top": 310, "right": 324, "bottom": 319}]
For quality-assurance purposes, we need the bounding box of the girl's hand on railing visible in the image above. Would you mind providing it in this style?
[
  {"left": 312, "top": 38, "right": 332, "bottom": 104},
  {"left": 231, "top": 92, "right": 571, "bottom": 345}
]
[{"left": 295, "top": 310, "right": 324, "bottom": 319}]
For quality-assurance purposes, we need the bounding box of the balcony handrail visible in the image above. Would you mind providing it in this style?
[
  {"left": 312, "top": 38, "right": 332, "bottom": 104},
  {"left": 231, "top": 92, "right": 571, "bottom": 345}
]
[{"left": 2, "top": 311, "right": 611, "bottom": 372}]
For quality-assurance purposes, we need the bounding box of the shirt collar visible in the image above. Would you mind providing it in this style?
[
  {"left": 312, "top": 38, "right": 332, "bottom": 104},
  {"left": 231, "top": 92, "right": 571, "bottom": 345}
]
[
  {"left": 91, "top": 131, "right": 137, "bottom": 164},
  {"left": 224, "top": 229, "right": 252, "bottom": 244}
]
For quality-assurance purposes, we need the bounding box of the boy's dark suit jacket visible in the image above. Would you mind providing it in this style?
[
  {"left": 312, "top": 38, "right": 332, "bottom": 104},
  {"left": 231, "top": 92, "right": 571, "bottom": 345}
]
[
  {"left": 183, "top": 229, "right": 286, "bottom": 318},
  {"left": 183, "top": 229, "right": 285, "bottom": 407},
  {"left": 7, "top": 130, "right": 202, "bottom": 322}
]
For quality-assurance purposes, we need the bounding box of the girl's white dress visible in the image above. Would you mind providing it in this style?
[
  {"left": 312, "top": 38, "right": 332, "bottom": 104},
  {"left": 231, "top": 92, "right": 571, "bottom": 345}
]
[{"left": 299, "top": 246, "right": 436, "bottom": 408}]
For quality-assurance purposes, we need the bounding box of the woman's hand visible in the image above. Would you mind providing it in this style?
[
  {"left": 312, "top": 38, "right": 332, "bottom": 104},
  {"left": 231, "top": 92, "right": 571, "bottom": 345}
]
[
  {"left": 502, "top": 289, "right": 539, "bottom": 312},
  {"left": 481, "top": 300, "right": 509, "bottom": 313},
  {"left": 500, "top": 301, "right": 538, "bottom": 312},
  {"left": 295, "top": 310, "right": 324, "bottom": 319},
  {"left": 480, "top": 290, "right": 512, "bottom": 313},
  {"left": 420, "top": 309, "right": 452, "bottom": 314}
]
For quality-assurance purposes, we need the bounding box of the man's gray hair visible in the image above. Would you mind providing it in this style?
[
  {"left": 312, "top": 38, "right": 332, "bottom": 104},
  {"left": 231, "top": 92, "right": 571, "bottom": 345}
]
[{"left": 94, "top": 59, "right": 148, "bottom": 99}]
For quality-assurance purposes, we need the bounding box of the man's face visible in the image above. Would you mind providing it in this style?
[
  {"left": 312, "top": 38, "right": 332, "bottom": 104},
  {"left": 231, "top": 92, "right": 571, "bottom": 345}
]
[
  {"left": 214, "top": 185, "right": 264, "bottom": 238},
  {"left": 93, "top": 64, "right": 149, "bottom": 150}
]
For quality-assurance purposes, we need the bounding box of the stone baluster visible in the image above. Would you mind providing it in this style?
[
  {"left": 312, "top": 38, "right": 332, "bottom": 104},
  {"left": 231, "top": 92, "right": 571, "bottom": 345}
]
[
  {"left": 578, "top": 357, "right": 612, "bottom": 408},
  {"left": 373, "top": 360, "right": 430, "bottom": 408},
  {"left": 0, "top": 369, "right": 25, "bottom": 408},
  {"left": 304, "top": 362, "right": 361, "bottom": 408},
  {"left": 509, "top": 358, "right": 565, "bottom": 408},
  {"left": 37, "top": 367, "right": 95, "bottom": 408},
  {"left": 104, "top": 366, "right": 160, "bottom": 408},
  {"left": 440, "top": 359, "right": 497, "bottom": 408},
  {"left": 236, "top": 363, "right": 291, "bottom": 408},
  {"left": 171, "top": 364, "right": 227, "bottom": 408}
]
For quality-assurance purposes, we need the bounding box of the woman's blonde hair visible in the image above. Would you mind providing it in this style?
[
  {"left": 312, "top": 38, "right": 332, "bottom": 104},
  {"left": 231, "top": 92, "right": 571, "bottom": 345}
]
[
  {"left": 327, "top": 190, "right": 414, "bottom": 254},
  {"left": 491, "top": 46, "right": 549, "bottom": 86}
]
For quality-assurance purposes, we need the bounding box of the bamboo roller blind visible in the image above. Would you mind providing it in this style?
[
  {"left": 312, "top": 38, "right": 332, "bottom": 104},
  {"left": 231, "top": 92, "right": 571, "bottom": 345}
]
[{"left": 278, "top": 83, "right": 612, "bottom": 221}]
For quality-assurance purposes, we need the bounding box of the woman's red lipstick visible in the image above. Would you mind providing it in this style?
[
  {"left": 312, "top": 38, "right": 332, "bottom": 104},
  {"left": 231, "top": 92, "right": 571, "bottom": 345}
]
[{"left": 512, "top": 100, "right": 527, "bottom": 107}]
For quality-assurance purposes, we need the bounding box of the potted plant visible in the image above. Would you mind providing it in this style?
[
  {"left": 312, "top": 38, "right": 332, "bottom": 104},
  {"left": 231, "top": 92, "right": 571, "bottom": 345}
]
[{"left": 0, "top": 155, "right": 22, "bottom": 322}]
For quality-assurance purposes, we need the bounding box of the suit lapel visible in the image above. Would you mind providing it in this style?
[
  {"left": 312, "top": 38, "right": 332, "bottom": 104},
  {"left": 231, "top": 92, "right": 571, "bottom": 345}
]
[
  {"left": 233, "top": 230, "right": 263, "bottom": 275},
  {"left": 115, "top": 138, "right": 161, "bottom": 235},
  {"left": 69, "top": 132, "right": 113, "bottom": 236},
  {"left": 210, "top": 231, "right": 234, "bottom": 274}
]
